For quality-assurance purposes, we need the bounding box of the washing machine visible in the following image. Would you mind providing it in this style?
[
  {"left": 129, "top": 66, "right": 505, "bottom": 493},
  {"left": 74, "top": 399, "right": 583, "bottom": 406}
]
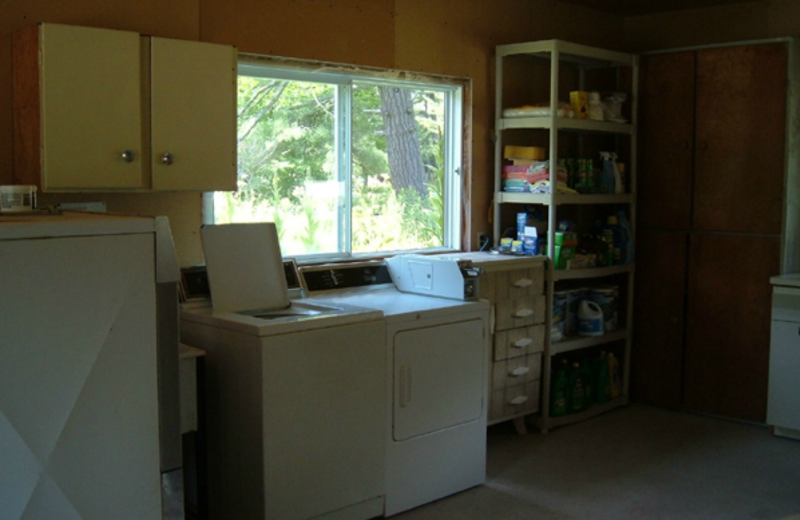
[
  {"left": 301, "top": 259, "right": 490, "bottom": 516},
  {"left": 180, "top": 223, "right": 387, "bottom": 520}
]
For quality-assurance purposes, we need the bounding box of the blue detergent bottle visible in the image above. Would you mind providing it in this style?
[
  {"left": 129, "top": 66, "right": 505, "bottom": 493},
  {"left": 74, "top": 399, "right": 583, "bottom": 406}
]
[{"left": 597, "top": 152, "right": 616, "bottom": 194}]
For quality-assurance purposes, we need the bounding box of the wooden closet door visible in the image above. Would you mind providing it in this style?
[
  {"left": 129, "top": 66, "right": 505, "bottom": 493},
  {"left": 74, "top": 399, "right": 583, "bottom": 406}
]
[
  {"left": 693, "top": 44, "right": 787, "bottom": 235},
  {"left": 637, "top": 51, "right": 695, "bottom": 230},
  {"left": 631, "top": 229, "right": 688, "bottom": 408},
  {"left": 683, "top": 233, "right": 780, "bottom": 422}
]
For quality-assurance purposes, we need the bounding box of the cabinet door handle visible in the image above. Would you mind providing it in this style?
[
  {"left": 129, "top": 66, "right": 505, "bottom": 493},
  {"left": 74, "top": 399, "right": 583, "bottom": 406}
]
[
  {"left": 161, "top": 152, "right": 175, "bottom": 166},
  {"left": 513, "top": 309, "right": 533, "bottom": 319},
  {"left": 512, "top": 337, "right": 533, "bottom": 349},
  {"left": 513, "top": 278, "right": 533, "bottom": 288},
  {"left": 508, "top": 395, "right": 528, "bottom": 406},
  {"left": 399, "top": 365, "right": 412, "bottom": 408},
  {"left": 121, "top": 149, "right": 136, "bottom": 163},
  {"left": 509, "top": 366, "right": 530, "bottom": 377}
]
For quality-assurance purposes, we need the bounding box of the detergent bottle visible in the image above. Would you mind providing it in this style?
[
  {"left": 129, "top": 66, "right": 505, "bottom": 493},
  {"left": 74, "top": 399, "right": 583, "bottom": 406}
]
[
  {"left": 567, "top": 362, "right": 586, "bottom": 413},
  {"left": 597, "top": 152, "right": 616, "bottom": 194},
  {"left": 594, "top": 351, "right": 611, "bottom": 403},
  {"left": 550, "top": 367, "right": 569, "bottom": 416},
  {"left": 617, "top": 210, "right": 634, "bottom": 264},
  {"left": 608, "top": 353, "right": 621, "bottom": 398}
]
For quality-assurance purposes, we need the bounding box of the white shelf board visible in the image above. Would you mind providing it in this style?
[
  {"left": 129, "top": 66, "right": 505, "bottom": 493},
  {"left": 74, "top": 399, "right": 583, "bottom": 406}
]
[
  {"left": 496, "top": 39, "right": 635, "bottom": 68},
  {"left": 553, "top": 264, "right": 634, "bottom": 281},
  {"left": 550, "top": 328, "right": 630, "bottom": 356},
  {"left": 495, "top": 192, "right": 633, "bottom": 206},
  {"left": 538, "top": 396, "right": 628, "bottom": 431},
  {"left": 499, "top": 116, "right": 633, "bottom": 135}
]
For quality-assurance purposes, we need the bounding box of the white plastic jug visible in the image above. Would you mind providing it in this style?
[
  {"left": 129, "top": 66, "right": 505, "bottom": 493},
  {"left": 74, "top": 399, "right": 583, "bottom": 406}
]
[{"left": 578, "top": 299, "right": 603, "bottom": 336}]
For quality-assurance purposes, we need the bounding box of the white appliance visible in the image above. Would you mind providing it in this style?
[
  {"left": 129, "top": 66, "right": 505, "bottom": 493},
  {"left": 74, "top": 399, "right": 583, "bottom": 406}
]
[
  {"left": 768, "top": 274, "right": 800, "bottom": 440},
  {"left": 180, "top": 223, "right": 387, "bottom": 520},
  {"left": 302, "top": 260, "right": 490, "bottom": 516},
  {"left": 0, "top": 211, "right": 166, "bottom": 520},
  {"left": 386, "top": 254, "right": 483, "bottom": 300}
]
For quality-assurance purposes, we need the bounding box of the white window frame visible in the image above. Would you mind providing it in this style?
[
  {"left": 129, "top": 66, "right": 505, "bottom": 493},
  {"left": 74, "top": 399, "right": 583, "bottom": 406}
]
[{"left": 204, "top": 54, "right": 470, "bottom": 262}]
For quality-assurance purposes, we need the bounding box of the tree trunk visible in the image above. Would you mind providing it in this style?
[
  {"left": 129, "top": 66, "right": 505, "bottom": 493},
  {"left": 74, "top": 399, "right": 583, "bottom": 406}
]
[{"left": 379, "top": 86, "right": 427, "bottom": 197}]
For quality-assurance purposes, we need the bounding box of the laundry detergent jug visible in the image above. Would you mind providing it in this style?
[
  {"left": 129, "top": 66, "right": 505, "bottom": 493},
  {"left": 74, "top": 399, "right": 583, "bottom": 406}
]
[{"left": 577, "top": 299, "right": 603, "bottom": 336}]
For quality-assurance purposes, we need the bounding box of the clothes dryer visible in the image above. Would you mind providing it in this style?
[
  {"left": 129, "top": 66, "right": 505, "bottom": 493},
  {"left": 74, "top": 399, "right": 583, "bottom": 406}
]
[{"left": 302, "top": 261, "right": 490, "bottom": 516}]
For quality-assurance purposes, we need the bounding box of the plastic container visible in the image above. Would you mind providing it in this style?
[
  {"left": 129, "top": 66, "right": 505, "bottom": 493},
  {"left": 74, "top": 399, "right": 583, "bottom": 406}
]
[
  {"left": 567, "top": 362, "right": 586, "bottom": 413},
  {"left": 578, "top": 299, "right": 604, "bottom": 336},
  {"left": 608, "top": 353, "right": 622, "bottom": 398},
  {"left": 605, "top": 215, "right": 624, "bottom": 265},
  {"left": 566, "top": 287, "right": 588, "bottom": 335},
  {"left": 597, "top": 152, "right": 616, "bottom": 194},
  {"left": 617, "top": 210, "right": 634, "bottom": 263},
  {"left": 550, "top": 368, "right": 569, "bottom": 416},
  {"left": 0, "top": 185, "right": 37, "bottom": 213},
  {"left": 552, "top": 290, "right": 568, "bottom": 340},
  {"left": 590, "top": 285, "right": 618, "bottom": 332},
  {"left": 594, "top": 352, "right": 611, "bottom": 403}
]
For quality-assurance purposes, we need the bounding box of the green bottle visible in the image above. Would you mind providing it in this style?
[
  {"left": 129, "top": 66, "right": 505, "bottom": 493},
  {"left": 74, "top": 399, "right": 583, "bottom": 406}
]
[
  {"left": 567, "top": 362, "right": 585, "bottom": 414},
  {"left": 595, "top": 351, "right": 611, "bottom": 403},
  {"left": 550, "top": 368, "right": 569, "bottom": 416},
  {"left": 582, "top": 356, "right": 595, "bottom": 409}
]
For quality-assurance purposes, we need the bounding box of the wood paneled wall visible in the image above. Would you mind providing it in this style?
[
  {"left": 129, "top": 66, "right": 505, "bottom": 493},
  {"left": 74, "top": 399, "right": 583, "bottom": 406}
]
[{"left": 0, "top": 0, "right": 623, "bottom": 265}]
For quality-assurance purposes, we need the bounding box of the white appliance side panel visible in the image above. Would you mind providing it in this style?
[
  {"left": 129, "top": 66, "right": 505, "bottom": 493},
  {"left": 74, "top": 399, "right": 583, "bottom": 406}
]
[
  {"left": 261, "top": 321, "right": 386, "bottom": 520},
  {"left": 768, "top": 318, "right": 800, "bottom": 430},
  {"left": 392, "top": 318, "right": 486, "bottom": 441},
  {"left": 0, "top": 233, "right": 160, "bottom": 520}
]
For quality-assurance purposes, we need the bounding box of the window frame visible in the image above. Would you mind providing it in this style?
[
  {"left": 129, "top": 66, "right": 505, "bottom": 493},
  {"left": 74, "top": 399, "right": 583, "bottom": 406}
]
[{"left": 205, "top": 53, "right": 473, "bottom": 263}]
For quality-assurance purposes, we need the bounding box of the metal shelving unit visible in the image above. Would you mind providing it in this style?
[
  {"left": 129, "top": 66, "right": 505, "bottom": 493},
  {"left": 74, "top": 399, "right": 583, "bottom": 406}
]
[{"left": 493, "top": 39, "right": 638, "bottom": 433}]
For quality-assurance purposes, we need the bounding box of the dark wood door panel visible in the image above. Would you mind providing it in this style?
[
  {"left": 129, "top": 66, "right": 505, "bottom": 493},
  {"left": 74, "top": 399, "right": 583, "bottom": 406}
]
[
  {"left": 683, "top": 232, "right": 780, "bottom": 422},
  {"left": 631, "top": 228, "right": 688, "bottom": 408},
  {"left": 693, "top": 43, "right": 787, "bottom": 235},
  {"left": 637, "top": 51, "right": 695, "bottom": 230}
]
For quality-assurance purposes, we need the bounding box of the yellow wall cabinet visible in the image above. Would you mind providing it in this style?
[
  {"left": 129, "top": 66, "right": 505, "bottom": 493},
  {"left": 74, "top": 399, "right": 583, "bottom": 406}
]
[{"left": 13, "top": 23, "right": 237, "bottom": 192}]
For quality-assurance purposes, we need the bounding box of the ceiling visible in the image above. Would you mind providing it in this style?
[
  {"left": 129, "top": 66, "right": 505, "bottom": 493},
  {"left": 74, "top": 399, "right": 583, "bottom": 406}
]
[{"left": 556, "top": 0, "right": 766, "bottom": 16}]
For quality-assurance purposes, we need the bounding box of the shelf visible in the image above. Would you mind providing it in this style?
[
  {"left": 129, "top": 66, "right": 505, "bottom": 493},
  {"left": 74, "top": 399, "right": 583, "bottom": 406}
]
[
  {"left": 495, "top": 191, "right": 633, "bottom": 206},
  {"left": 499, "top": 116, "right": 634, "bottom": 135},
  {"left": 553, "top": 264, "right": 634, "bottom": 281},
  {"left": 550, "top": 328, "right": 630, "bottom": 356},
  {"left": 497, "top": 39, "right": 635, "bottom": 69},
  {"left": 537, "top": 396, "right": 628, "bottom": 431}
]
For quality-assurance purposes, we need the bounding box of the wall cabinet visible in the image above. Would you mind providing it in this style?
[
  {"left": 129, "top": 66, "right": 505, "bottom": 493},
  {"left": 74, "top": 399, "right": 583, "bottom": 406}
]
[
  {"left": 634, "top": 41, "right": 799, "bottom": 422},
  {"left": 493, "top": 40, "right": 637, "bottom": 432},
  {"left": 13, "top": 23, "right": 237, "bottom": 192}
]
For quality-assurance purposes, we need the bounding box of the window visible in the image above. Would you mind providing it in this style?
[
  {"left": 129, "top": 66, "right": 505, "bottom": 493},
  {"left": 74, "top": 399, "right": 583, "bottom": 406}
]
[{"left": 207, "top": 56, "right": 467, "bottom": 261}]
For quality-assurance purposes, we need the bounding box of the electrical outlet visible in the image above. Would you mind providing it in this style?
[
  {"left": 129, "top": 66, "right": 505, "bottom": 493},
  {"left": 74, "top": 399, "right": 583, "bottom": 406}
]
[{"left": 477, "top": 232, "right": 489, "bottom": 249}]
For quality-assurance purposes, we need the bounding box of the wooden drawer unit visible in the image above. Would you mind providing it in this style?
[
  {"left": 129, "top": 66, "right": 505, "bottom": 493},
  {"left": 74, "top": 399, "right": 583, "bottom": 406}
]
[
  {"left": 490, "top": 381, "right": 541, "bottom": 421},
  {"left": 438, "top": 252, "right": 548, "bottom": 432}
]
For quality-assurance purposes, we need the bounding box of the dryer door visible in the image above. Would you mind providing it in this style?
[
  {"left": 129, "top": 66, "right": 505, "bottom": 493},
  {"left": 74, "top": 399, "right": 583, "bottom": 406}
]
[{"left": 393, "top": 318, "right": 485, "bottom": 441}]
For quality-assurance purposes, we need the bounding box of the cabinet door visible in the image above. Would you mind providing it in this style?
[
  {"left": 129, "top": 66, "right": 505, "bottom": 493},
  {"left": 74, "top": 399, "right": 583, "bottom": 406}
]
[
  {"left": 693, "top": 44, "right": 787, "bottom": 235},
  {"left": 631, "top": 229, "right": 688, "bottom": 408},
  {"left": 637, "top": 51, "right": 695, "bottom": 229},
  {"left": 150, "top": 37, "right": 237, "bottom": 191},
  {"left": 40, "top": 24, "right": 144, "bottom": 190},
  {"left": 683, "top": 232, "right": 780, "bottom": 422}
]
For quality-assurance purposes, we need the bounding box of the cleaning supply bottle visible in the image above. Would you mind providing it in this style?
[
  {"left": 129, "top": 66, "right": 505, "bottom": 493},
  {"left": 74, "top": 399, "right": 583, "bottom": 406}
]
[
  {"left": 578, "top": 299, "right": 604, "bottom": 336},
  {"left": 550, "top": 367, "right": 569, "bottom": 416},
  {"left": 608, "top": 352, "right": 621, "bottom": 398},
  {"left": 604, "top": 215, "right": 624, "bottom": 264},
  {"left": 597, "top": 152, "right": 616, "bottom": 194},
  {"left": 617, "top": 210, "right": 634, "bottom": 264},
  {"left": 581, "top": 356, "right": 595, "bottom": 409},
  {"left": 594, "top": 351, "right": 610, "bottom": 403},
  {"left": 567, "top": 362, "right": 586, "bottom": 414}
]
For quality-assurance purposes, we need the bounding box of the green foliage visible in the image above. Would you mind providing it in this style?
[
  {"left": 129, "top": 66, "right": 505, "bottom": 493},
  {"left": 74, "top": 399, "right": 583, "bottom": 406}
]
[{"left": 232, "top": 73, "right": 449, "bottom": 256}]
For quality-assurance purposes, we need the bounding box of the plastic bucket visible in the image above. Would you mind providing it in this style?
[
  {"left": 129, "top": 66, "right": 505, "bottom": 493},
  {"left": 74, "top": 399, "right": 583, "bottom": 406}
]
[
  {"left": 0, "top": 185, "right": 37, "bottom": 213},
  {"left": 590, "top": 285, "right": 618, "bottom": 332}
]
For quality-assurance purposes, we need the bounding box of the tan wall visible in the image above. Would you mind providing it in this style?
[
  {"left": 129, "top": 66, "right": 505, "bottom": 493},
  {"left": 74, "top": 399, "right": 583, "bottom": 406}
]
[
  {"left": 625, "top": 0, "right": 800, "bottom": 51},
  {"left": 0, "top": 0, "right": 624, "bottom": 265}
]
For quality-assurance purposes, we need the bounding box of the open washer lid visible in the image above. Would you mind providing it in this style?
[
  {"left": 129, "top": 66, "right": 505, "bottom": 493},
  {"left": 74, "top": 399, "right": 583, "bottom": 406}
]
[{"left": 201, "top": 223, "right": 289, "bottom": 313}]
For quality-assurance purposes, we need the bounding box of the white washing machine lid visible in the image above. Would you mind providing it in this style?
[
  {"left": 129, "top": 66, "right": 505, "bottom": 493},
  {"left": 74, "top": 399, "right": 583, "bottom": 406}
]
[{"left": 180, "top": 299, "right": 382, "bottom": 336}]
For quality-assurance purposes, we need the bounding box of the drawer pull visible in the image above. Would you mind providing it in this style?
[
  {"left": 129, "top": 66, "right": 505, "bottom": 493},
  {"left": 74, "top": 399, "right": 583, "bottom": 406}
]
[
  {"left": 512, "top": 338, "right": 533, "bottom": 349},
  {"left": 509, "top": 366, "right": 530, "bottom": 377},
  {"left": 508, "top": 395, "right": 528, "bottom": 406},
  {"left": 513, "top": 309, "right": 533, "bottom": 319},
  {"left": 513, "top": 278, "right": 533, "bottom": 288}
]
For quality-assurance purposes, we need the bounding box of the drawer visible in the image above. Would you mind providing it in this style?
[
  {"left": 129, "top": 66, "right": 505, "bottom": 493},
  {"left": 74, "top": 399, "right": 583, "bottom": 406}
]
[
  {"left": 494, "top": 294, "right": 546, "bottom": 331},
  {"left": 492, "top": 353, "right": 542, "bottom": 390},
  {"left": 489, "top": 381, "right": 540, "bottom": 421},
  {"left": 493, "top": 324, "right": 545, "bottom": 361},
  {"left": 494, "top": 266, "right": 545, "bottom": 300}
]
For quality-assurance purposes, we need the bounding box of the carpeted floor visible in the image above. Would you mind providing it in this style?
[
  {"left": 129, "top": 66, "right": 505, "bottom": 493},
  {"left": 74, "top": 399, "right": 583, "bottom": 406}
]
[{"left": 394, "top": 404, "right": 800, "bottom": 519}]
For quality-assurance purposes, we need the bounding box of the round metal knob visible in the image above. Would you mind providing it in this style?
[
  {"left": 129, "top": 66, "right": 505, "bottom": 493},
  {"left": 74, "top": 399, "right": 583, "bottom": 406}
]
[
  {"left": 121, "top": 150, "right": 136, "bottom": 163},
  {"left": 161, "top": 152, "right": 174, "bottom": 166}
]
